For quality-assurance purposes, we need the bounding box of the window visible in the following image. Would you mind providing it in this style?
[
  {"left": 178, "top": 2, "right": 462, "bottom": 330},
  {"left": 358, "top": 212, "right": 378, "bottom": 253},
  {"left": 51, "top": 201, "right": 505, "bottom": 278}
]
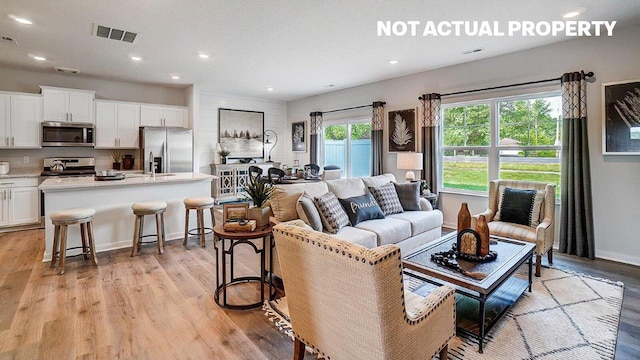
[
  {"left": 323, "top": 120, "right": 371, "bottom": 178},
  {"left": 441, "top": 92, "right": 562, "bottom": 195}
]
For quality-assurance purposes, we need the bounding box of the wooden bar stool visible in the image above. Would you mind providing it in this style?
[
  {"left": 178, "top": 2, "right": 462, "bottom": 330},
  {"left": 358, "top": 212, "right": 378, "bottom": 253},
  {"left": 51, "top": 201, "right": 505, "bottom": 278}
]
[
  {"left": 183, "top": 197, "right": 215, "bottom": 248},
  {"left": 131, "top": 200, "right": 167, "bottom": 256},
  {"left": 49, "top": 207, "right": 98, "bottom": 275}
]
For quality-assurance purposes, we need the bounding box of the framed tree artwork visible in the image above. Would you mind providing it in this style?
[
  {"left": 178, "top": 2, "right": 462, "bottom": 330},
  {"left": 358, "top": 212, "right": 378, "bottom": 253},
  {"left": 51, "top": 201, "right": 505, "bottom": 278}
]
[
  {"left": 218, "top": 108, "right": 264, "bottom": 159},
  {"left": 387, "top": 107, "right": 417, "bottom": 152},
  {"left": 292, "top": 121, "right": 306, "bottom": 152},
  {"left": 602, "top": 80, "right": 640, "bottom": 155}
]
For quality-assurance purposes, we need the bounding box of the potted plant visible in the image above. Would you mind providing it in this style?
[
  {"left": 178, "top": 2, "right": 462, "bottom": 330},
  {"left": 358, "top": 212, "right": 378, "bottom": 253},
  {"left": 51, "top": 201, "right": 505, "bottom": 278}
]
[
  {"left": 218, "top": 148, "right": 231, "bottom": 164},
  {"left": 243, "top": 175, "right": 273, "bottom": 228},
  {"left": 111, "top": 150, "right": 123, "bottom": 170}
]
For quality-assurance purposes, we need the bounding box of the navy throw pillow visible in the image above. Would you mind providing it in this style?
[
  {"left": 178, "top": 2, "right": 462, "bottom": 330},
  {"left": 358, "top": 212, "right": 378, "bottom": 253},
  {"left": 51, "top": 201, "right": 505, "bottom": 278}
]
[
  {"left": 499, "top": 188, "right": 537, "bottom": 226},
  {"left": 338, "top": 193, "right": 385, "bottom": 226}
]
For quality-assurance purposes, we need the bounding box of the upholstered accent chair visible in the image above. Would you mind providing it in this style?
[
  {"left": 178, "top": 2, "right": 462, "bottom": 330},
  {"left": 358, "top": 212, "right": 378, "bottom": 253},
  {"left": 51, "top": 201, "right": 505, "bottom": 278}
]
[
  {"left": 273, "top": 222, "right": 456, "bottom": 360},
  {"left": 472, "top": 180, "right": 556, "bottom": 277}
]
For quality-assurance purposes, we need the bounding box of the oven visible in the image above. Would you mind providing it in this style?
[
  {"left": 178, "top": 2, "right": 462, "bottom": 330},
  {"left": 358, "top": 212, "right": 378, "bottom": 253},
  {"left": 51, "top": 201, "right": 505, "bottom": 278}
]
[{"left": 42, "top": 121, "right": 95, "bottom": 147}]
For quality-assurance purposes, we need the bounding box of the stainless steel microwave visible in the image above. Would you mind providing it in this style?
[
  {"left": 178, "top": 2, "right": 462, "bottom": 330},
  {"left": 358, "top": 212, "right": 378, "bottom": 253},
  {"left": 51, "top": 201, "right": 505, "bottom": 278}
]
[{"left": 42, "top": 121, "right": 95, "bottom": 147}]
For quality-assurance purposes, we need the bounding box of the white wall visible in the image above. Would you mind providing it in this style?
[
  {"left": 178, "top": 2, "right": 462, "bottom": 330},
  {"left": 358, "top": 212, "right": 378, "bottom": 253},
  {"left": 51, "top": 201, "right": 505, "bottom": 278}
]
[
  {"left": 197, "top": 92, "right": 287, "bottom": 173},
  {"left": 286, "top": 24, "right": 640, "bottom": 266}
]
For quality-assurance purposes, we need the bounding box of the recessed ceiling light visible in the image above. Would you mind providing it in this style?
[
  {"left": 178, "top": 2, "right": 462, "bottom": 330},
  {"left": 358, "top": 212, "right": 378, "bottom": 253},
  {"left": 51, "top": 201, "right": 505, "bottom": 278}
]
[
  {"left": 13, "top": 17, "right": 33, "bottom": 25},
  {"left": 389, "top": 59, "right": 399, "bottom": 65},
  {"left": 199, "top": 53, "right": 210, "bottom": 59},
  {"left": 33, "top": 56, "right": 46, "bottom": 61},
  {"left": 563, "top": 11, "right": 581, "bottom": 18},
  {"left": 266, "top": 87, "right": 274, "bottom": 92},
  {"left": 171, "top": 75, "right": 180, "bottom": 80},
  {"left": 130, "top": 56, "right": 142, "bottom": 61}
]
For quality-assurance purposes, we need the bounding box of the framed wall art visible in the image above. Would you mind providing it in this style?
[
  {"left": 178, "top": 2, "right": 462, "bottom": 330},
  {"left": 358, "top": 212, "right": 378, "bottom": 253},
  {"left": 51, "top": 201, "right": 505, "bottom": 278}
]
[
  {"left": 292, "top": 121, "right": 306, "bottom": 152},
  {"left": 387, "top": 107, "right": 417, "bottom": 152},
  {"left": 223, "top": 203, "right": 249, "bottom": 222},
  {"left": 602, "top": 80, "right": 640, "bottom": 155},
  {"left": 218, "top": 108, "right": 264, "bottom": 159}
]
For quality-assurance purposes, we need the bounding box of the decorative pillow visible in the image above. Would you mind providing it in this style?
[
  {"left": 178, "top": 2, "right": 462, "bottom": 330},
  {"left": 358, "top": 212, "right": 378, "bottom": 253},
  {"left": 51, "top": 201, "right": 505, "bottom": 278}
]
[
  {"left": 368, "top": 183, "right": 404, "bottom": 215},
  {"left": 313, "top": 192, "right": 350, "bottom": 234},
  {"left": 498, "top": 187, "right": 544, "bottom": 227},
  {"left": 393, "top": 182, "right": 421, "bottom": 211},
  {"left": 338, "top": 193, "right": 385, "bottom": 226},
  {"left": 296, "top": 192, "right": 323, "bottom": 231}
]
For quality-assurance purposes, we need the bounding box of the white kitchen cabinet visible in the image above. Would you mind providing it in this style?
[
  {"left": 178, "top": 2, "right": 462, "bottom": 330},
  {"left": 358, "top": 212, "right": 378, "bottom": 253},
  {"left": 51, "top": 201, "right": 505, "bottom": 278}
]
[
  {"left": 41, "top": 86, "right": 95, "bottom": 123},
  {"left": 0, "top": 178, "right": 39, "bottom": 228},
  {"left": 140, "top": 105, "right": 187, "bottom": 127},
  {"left": 0, "top": 92, "right": 42, "bottom": 148},
  {"left": 95, "top": 100, "right": 140, "bottom": 148}
]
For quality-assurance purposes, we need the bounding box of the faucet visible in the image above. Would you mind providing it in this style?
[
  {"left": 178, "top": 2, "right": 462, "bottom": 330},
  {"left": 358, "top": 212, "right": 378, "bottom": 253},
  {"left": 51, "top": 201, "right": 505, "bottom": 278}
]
[{"left": 149, "top": 151, "right": 156, "bottom": 177}]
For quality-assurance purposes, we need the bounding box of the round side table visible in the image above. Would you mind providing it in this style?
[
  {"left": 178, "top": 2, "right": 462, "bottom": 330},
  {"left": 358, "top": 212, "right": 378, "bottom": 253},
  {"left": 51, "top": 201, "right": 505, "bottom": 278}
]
[{"left": 213, "top": 225, "right": 275, "bottom": 310}]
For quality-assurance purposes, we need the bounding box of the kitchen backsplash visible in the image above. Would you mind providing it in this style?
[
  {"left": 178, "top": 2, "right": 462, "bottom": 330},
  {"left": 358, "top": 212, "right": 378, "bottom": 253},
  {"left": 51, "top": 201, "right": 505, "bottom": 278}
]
[{"left": 0, "top": 148, "right": 140, "bottom": 172}]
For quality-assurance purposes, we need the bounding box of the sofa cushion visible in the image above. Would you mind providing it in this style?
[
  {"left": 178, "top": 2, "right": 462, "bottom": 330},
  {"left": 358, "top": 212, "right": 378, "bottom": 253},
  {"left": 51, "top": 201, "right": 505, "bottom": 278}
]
[
  {"left": 325, "top": 178, "right": 366, "bottom": 199},
  {"left": 355, "top": 218, "right": 412, "bottom": 246},
  {"left": 314, "top": 192, "right": 350, "bottom": 234},
  {"left": 331, "top": 226, "right": 378, "bottom": 248},
  {"left": 393, "top": 182, "right": 421, "bottom": 211},
  {"left": 296, "top": 192, "right": 323, "bottom": 231},
  {"left": 496, "top": 187, "right": 545, "bottom": 227},
  {"left": 388, "top": 211, "right": 442, "bottom": 237},
  {"left": 338, "top": 193, "right": 385, "bottom": 226},
  {"left": 270, "top": 182, "right": 329, "bottom": 222},
  {"left": 361, "top": 173, "right": 396, "bottom": 188},
  {"left": 368, "top": 183, "right": 404, "bottom": 216}
]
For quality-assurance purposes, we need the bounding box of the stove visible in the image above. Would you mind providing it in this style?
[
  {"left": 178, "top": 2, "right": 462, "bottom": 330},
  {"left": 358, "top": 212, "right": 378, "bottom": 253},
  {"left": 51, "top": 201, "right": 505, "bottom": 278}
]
[{"left": 41, "top": 157, "right": 96, "bottom": 177}]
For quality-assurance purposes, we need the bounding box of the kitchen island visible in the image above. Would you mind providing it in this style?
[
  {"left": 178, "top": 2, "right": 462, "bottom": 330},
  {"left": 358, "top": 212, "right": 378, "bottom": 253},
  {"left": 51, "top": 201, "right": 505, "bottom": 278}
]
[{"left": 39, "top": 172, "right": 216, "bottom": 261}]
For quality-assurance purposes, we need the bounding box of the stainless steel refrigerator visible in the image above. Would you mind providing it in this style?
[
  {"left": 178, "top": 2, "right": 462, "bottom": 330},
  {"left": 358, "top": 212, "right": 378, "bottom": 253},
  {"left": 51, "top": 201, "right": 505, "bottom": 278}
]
[{"left": 139, "top": 127, "right": 193, "bottom": 173}]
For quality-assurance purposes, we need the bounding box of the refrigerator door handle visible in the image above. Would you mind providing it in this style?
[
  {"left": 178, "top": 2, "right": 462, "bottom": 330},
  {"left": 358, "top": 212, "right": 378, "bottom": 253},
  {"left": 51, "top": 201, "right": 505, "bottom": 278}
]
[{"left": 164, "top": 141, "right": 169, "bottom": 173}]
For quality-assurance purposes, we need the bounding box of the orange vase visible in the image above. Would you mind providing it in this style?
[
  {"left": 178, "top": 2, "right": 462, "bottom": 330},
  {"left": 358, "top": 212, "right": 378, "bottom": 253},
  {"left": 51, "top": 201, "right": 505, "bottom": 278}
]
[
  {"left": 457, "top": 202, "right": 471, "bottom": 233},
  {"left": 476, "top": 214, "right": 490, "bottom": 256}
]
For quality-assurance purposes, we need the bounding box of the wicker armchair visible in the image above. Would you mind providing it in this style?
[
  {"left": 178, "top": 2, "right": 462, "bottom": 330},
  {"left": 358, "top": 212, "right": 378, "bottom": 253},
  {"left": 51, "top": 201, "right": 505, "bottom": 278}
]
[
  {"left": 273, "top": 222, "right": 455, "bottom": 360},
  {"left": 472, "top": 180, "right": 555, "bottom": 277}
]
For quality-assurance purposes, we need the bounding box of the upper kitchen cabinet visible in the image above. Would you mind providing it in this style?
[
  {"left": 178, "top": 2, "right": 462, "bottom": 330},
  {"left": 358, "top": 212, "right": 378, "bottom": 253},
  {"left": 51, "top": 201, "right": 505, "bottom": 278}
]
[
  {"left": 95, "top": 100, "right": 140, "bottom": 148},
  {"left": 41, "top": 86, "right": 95, "bottom": 123},
  {"left": 0, "top": 92, "right": 42, "bottom": 148},
  {"left": 140, "top": 104, "right": 187, "bottom": 127}
]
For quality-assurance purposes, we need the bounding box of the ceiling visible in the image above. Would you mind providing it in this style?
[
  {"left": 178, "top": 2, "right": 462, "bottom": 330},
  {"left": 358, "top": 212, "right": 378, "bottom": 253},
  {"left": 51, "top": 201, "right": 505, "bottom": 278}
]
[{"left": 2, "top": 0, "right": 640, "bottom": 102}]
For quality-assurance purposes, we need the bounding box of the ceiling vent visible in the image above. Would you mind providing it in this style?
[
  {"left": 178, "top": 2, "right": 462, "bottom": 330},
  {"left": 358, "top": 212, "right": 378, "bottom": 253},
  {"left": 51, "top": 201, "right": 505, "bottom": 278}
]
[
  {"left": 95, "top": 24, "right": 137, "bottom": 43},
  {"left": 1, "top": 36, "right": 18, "bottom": 45},
  {"left": 54, "top": 66, "right": 80, "bottom": 74}
]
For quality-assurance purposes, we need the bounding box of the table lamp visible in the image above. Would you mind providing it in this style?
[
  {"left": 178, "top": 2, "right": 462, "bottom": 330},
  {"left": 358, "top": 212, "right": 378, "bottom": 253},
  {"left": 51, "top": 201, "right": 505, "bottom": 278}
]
[{"left": 397, "top": 152, "right": 423, "bottom": 182}]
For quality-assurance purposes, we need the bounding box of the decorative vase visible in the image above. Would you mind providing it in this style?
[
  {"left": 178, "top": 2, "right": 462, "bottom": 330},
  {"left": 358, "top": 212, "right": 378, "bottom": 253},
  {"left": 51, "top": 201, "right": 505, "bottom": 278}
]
[
  {"left": 122, "top": 155, "right": 134, "bottom": 170},
  {"left": 112, "top": 162, "right": 122, "bottom": 170},
  {"left": 457, "top": 202, "right": 471, "bottom": 233},
  {"left": 476, "top": 214, "right": 490, "bottom": 256},
  {"left": 222, "top": 157, "right": 227, "bottom": 164},
  {"left": 248, "top": 206, "right": 271, "bottom": 228}
]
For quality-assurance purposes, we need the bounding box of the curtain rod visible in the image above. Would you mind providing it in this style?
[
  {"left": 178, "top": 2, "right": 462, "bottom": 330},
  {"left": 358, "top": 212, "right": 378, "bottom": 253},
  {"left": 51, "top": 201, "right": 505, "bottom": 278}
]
[
  {"left": 312, "top": 104, "right": 372, "bottom": 116},
  {"left": 419, "top": 71, "right": 594, "bottom": 99}
]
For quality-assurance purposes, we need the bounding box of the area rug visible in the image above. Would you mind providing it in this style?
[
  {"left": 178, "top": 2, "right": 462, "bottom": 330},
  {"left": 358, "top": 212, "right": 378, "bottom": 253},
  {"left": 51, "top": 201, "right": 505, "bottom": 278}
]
[{"left": 263, "top": 267, "right": 624, "bottom": 359}]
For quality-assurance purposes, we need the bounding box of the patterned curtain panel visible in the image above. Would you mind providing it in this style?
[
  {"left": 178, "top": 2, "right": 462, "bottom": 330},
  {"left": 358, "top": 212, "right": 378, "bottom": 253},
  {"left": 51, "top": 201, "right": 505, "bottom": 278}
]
[
  {"left": 559, "top": 71, "right": 595, "bottom": 259},
  {"left": 420, "top": 93, "right": 441, "bottom": 194},
  {"left": 371, "top": 101, "right": 386, "bottom": 176},
  {"left": 309, "top": 111, "right": 323, "bottom": 165}
]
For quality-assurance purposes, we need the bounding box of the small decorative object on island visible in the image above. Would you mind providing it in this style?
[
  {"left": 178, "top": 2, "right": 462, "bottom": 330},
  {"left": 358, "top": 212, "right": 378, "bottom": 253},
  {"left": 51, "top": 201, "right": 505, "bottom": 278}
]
[
  {"left": 476, "top": 214, "right": 490, "bottom": 256},
  {"left": 243, "top": 174, "right": 273, "bottom": 228},
  {"left": 111, "top": 150, "right": 122, "bottom": 170},
  {"left": 457, "top": 202, "right": 471, "bottom": 233},
  {"left": 122, "top": 154, "right": 134, "bottom": 170},
  {"left": 218, "top": 147, "right": 231, "bottom": 164}
]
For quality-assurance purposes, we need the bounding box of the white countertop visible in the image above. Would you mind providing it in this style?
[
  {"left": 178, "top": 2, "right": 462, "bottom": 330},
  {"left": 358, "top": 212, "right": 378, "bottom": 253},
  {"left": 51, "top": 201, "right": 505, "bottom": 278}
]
[
  {"left": 0, "top": 169, "right": 42, "bottom": 178},
  {"left": 39, "top": 172, "right": 217, "bottom": 192}
]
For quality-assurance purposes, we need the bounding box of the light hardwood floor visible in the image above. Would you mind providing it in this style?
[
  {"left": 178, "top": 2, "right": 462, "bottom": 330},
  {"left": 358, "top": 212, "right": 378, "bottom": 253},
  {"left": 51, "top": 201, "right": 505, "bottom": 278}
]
[{"left": 0, "top": 229, "right": 638, "bottom": 359}]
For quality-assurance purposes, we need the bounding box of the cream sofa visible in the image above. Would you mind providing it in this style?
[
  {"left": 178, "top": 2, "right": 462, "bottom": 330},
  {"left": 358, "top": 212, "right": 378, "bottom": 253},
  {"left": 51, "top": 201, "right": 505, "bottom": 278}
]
[{"left": 267, "top": 173, "right": 443, "bottom": 277}]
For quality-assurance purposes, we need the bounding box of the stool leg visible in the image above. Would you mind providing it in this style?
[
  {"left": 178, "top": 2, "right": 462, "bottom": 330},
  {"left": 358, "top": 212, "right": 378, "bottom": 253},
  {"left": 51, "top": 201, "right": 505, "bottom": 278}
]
[
  {"left": 58, "top": 225, "right": 68, "bottom": 275},
  {"left": 198, "top": 209, "right": 206, "bottom": 248},
  {"left": 131, "top": 215, "right": 141, "bottom": 257},
  {"left": 80, "top": 223, "right": 89, "bottom": 260},
  {"left": 50, "top": 224, "right": 60, "bottom": 268},
  {"left": 155, "top": 213, "right": 164, "bottom": 255},
  {"left": 183, "top": 208, "right": 190, "bottom": 248},
  {"left": 139, "top": 216, "right": 145, "bottom": 251},
  {"left": 209, "top": 207, "right": 215, "bottom": 230},
  {"left": 160, "top": 213, "right": 166, "bottom": 249},
  {"left": 87, "top": 221, "right": 98, "bottom": 266}
]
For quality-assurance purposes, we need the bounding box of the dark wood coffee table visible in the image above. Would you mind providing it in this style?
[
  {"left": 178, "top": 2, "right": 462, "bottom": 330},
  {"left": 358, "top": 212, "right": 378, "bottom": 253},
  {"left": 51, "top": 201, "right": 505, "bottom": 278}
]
[{"left": 403, "top": 233, "right": 535, "bottom": 353}]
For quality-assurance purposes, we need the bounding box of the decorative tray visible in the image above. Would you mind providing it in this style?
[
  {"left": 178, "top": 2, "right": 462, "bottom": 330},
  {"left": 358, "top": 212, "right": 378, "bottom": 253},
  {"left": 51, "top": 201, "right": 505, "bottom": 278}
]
[{"left": 94, "top": 173, "right": 125, "bottom": 181}]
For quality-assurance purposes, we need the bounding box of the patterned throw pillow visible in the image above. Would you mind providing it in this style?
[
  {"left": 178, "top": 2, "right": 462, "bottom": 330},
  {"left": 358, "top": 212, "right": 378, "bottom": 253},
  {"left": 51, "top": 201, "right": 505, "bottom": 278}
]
[
  {"left": 296, "top": 192, "right": 323, "bottom": 231},
  {"left": 393, "top": 182, "right": 421, "bottom": 211},
  {"left": 499, "top": 188, "right": 545, "bottom": 227},
  {"left": 368, "top": 183, "right": 404, "bottom": 215},
  {"left": 338, "top": 193, "right": 385, "bottom": 226},
  {"left": 313, "top": 192, "right": 350, "bottom": 234}
]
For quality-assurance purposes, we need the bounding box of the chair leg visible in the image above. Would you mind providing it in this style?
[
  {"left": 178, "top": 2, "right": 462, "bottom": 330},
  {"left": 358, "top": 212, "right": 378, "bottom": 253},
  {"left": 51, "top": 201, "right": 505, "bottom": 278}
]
[
  {"left": 293, "top": 338, "right": 305, "bottom": 360},
  {"left": 535, "top": 255, "right": 542, "bottom": 277},
  {"left": 50, "top": 225, "right": 60, "bottom": 268},
  {"left": 87, "top": 221, "right": 98, "bottom": 266},
  {"left": 80, "top": 223, "right": 89, "bottom": 259},
  {"left": 155, "top": 213, "right": 164, "bottom": 255},
  {"left": 58, "top": 225, "right": 68, "bottom": 275},
  {"left": 131, "top": 215, "right": 141, "bottom": 257},
  {"left": 183, "top": 209, "right": 190, "bottom": 248},
  {"left": 547, "top": 247, "right": 553, "bottom": 264},
  {"left": 439, "top": 344, "right": 448, "bottom": 360}
]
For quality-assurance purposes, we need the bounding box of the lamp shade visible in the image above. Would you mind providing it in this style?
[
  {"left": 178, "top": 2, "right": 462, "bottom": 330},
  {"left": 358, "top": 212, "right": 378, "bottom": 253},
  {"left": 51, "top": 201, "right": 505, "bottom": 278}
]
[{"left": 397, "top": 152, "right": 423, "bottom": 170}]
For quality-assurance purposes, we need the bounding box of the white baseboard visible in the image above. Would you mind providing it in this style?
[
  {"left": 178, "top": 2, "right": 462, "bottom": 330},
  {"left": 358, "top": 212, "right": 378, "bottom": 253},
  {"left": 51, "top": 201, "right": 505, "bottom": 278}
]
[{"left": 595, "top": 250, "right": 640, "bottom": 267}]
